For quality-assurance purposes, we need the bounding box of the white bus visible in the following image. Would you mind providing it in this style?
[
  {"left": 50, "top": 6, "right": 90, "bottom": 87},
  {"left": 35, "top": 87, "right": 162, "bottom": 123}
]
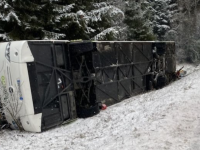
[{"left": 0, "top": 40, "right": 176, "bottom": 132}]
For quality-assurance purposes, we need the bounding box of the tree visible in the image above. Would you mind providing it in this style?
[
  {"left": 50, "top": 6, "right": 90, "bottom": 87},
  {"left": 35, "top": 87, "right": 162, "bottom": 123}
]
[
  {"left": 0, "top": 0, "right": 66, "bottom": 40},
  {"left": 0, "top": 1, "right": 124, "bottom": 41},
  {"left": 124, "top": 1, "right": 155, "bottom": 41},
  {"left": 0, "top": 0, "right": 21, "bottom": 41},
  {"left": 54, "top": 2, "right": 124, "bottom": 40},
  {"left": 146, "top": 0, "right": 172, "bottom": 40},
  {"left": 166, "top": 0, "right": 200, "bottom": 62},
  {"left": 89, "top": 2, "right": 125, "bottom": 40}
]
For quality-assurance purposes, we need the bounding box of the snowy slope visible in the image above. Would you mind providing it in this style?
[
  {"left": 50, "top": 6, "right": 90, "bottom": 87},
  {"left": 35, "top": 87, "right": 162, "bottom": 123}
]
[{"left": 1, "top": 64, "right": 200, "bottom": 150}]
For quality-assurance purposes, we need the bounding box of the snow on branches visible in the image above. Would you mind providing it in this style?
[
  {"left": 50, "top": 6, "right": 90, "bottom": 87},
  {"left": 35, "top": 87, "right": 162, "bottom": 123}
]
[
  {"left": 93, "top": 26, "right": 126, "bottom": 40},
  {"left": 42, "top": 30, "right": 66, "bottom": 40},
  {"left": 54, "top": 2, "right": 124, "bottom": 40},
  {"left": 88, "top": 4, "right": 124, "bottom": 23},
  {"left": 0, "top": 0, "right": 21, "bottom": 25}
]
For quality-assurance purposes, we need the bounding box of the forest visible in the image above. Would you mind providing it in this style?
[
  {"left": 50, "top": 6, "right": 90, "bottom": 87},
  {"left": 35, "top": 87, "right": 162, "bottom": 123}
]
[{"left": 0, "top": 0, "right": 200, "bottom": 62}]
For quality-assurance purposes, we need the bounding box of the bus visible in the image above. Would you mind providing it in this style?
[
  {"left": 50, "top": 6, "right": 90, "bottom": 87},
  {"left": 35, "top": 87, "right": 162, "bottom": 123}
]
[{"left": 0, "top": 40, "right": 176, "bottom": 132}]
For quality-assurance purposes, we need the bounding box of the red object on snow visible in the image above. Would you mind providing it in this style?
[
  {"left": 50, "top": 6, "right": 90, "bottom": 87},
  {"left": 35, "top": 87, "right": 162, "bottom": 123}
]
[{"left": 101, "top": 104, "right": 107, "bottom": 110}]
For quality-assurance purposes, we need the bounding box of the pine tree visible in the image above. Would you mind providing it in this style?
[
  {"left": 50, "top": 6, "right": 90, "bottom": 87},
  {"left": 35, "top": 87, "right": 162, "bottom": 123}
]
[
  {"left": 0, "top": 0, "right": 66, "bottom": 40},
  {"left": 147, "top": 0, "right": 171, "bottom": 40},
  {"left": 170, "top": 0, "right": 200, "bottom": 62},
  {"left": 89, "top": 2, "right": 125, "bottom": 40},
  {"left": 0, "top": 0, "right": 21, "bottom": 41},
  {"left": 124, "top": 1, "right": 155, "bottom": 41},
  {"left": 52, "top": 2, "right": 90, "bottom": 40},
  {"left": 53, "top": 1, "right": 124, "bottom": 40},
  {"left": 0, "top": 1, "right": 124, "bottom": 41}
]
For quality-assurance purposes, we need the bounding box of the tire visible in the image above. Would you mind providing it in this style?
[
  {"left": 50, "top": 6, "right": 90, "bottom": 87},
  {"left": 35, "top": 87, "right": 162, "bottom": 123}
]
[
  {"left": 155, "top": 75, "right": 168, "bottom": 89},
  {"left": 146, "top": 74, "right": 154, "bottom": 90},
  {"left": 77, "top": 103, "right": 100, "bottom": 118}
]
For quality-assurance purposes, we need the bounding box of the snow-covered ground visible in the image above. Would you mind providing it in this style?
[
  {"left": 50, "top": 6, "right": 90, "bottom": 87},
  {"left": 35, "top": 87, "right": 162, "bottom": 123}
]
[{"left": 1, "top": 63, "right": 200, "bottom": 150}]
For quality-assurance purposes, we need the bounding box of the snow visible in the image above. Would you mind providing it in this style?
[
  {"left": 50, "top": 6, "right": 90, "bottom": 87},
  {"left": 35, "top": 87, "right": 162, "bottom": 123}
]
[
  {"left": 93, "top": 27, "right": 119, "bottom": 40},
  {"left": 54, "top": 3, "right": 124, "bottom": 40},
  {"left": 53, "top": 3, "right": 75, "bottom": 14},
  {"left": 93, "top": 2, "right": 108, "bottom": 9},
  {"left": 93, "top": 26, "right": 126, "bottom": 40},
  {"left": 87, "top": 5, "right": 124, "bottom": 23},
  {"left": 0, "top": 34, "right": 8, "bottom": 40},
  {"left": 42, "top": 30, "right": 66, "bottom": 40},
  {"left": 1, "top": 63, "right": 200, "bottom": 150},
  {"left": 1, "top": 11, "right": 21, "bottom": 25}
]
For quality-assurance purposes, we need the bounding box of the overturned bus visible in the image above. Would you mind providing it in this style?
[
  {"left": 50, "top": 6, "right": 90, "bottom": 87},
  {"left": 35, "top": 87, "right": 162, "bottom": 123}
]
[{"left": 0, "top": 40, "right": 176, "bottom": 132}]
